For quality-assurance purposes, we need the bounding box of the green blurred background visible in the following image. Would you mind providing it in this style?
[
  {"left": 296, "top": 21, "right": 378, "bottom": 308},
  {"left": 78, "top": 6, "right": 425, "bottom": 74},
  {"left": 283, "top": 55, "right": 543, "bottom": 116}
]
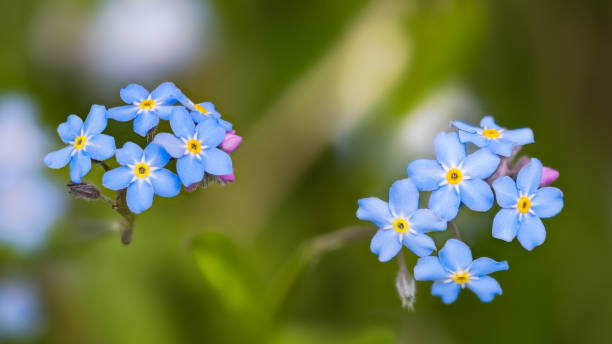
[{"left": 1, "top": 0, "right": 611, "bottom": 343}]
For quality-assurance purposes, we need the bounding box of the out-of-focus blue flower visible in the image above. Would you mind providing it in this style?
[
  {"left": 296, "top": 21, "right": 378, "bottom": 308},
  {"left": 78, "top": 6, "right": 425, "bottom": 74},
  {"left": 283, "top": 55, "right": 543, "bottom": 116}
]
[
  {"left": 174, "top": 90, "right": 233, "bottom": 131},
  {"left": 451, "top": 116, "right": 534, "bottom": 157},
  {"left": 414, "top": 239, "right": 508, "bottom": 304},
  {"left": 0, "top": 279, "right": 42, "bottom": 339},
  {"left": 491, "top": 158, "right": 563, "bottom": 250},
  {"left": 102, "top": 142, "right": 180, "bottom": 213},
  {"left": 153, "top": 107, "right": 233, "bottom": 186},
  {"left": 106, "top": 82, "right": 183, "bottom": 136},
  {"left": 44, "top": 105, "right": 115, "bottom": 183},
  {"left": 357, "top": 179, "right": 447, "bottom": 262},
  {"left": 407, "top": 132, "right": 500, "bottom": 221}
]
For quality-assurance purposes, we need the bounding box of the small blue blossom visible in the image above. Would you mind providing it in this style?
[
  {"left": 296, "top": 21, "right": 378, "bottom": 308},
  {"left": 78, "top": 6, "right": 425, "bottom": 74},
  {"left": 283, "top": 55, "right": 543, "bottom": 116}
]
[
  {"left": 102, "top": 142, "right": 181, "bottom": 214},
  {"left": 451, "top": 116, "right": 534, "bottom": 157},
  {"left": 0, "top": 279, "right": 42, "bottom": 339},
  {"left": 357, "top": 179, "right": 447, "bottom": 262},
  {"left": 106, "top": 82, "right": 182, "bottom": 136},
  {"left": 153, "top": 107, "right": 233, "bottom": 186},
  {"left": 414, "top": 239, "right": 509, "bottom": 304},
  {"left": 491, "top": 158, "right": 563, "bottom": 250},
  {"left": 407, "top": 132, "right": 500, "bottom": 221},
  {"left": 44, "top": 105, "right": 116, "bottom": 183},
  {"left": 174, "top": 90, "right": 233, "bottom": 131}
]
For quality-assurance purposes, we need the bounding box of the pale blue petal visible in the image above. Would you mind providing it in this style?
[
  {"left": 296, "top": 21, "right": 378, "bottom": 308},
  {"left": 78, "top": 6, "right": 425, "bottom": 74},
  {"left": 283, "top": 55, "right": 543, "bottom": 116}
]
[
  {"left": 487, "top": 139, "right": 515, "bottom": 157},
  {"left": 82, "top": 105, "right": 107, "bottom": 135},
  {"left": 57, "top": 115, "right": 83, "bottom": 143},
  {"left": 116, "top": 142, "right": 143, "bottom": 166},
  {"left": 196, "top": 118, "right": 226, "bottom": 147},
  {"left": 467, "top": 276, "right": 502, "bottom": 302},
  {"left": 450, "top": 120, "right": 479, "bottom": 133},
  {"left": 461, "top": 149, "right": 500, "bottom": 179},
  {"left": 458, "top": 131, "right": 487, "bottom": 147},
  {"left": 408, "top": 209, "right": 446, "bottom": 233},
  {"left": 143, "top": 143, "right": 170, "bottom": 167},
  {"left": 429, "top": 185, "right": 460, "bottom": 221},
  {"left": 120, "top": 84, "right": 149, "bottom": 104},
  {"left": 126, "top": 180, "right": 154, "bottom": 214},
  {"left": 218, "top": 118, "right": 233, "bottom": 131},
  {"left": 150, "top": 82, "right": 179, "bottom": 104},
  {"left": 414, "top": 256, "right": 448, "bottom": 281},
  {"left": 492, "top": 208, "right": 520, "bottom": 242},
  {"left": 469, "top": 258, "right": 509, "bottom": 276},
  {"left": 517, "top": 213, "right": 546, "bottom": 251},
  {"left": 155, "top": 105, "right": 181, "bottom": 120},
  {"left": 357, "top": 198, "right": 393, "bottom": 228},
  {"left": 169, "top": 107, "right": 195, "bottom": 139},
  {"left": 517, "top": 158, "right": 542, "bottom": 195},
  {"left": 531, "top": 187, "right": 563, "bottom": 218},
  {"left": 492, "top": 176, "right": 519, "bottom": 208},
  {"left": 69, "top": 151, "right": 91, "bottom": 183},
  {"left": 434, "top": 132, "right": 466, "bottom": 168},
  {"left": 439, "top": 239, "right": 472, "bottom": 271},
  {"left": 150, "top": 169, "right": 181, "bottom": 197},
  {"left": 44, "top": 146, "right": 73, "bottom": 169},
  {"left": 85, "top": 134, "right": 115, "bottom": 161},
  {"left": 480, "top": 116, "right": 501, "bottom": 130},
  {"left": 403, "top": 232, "right": 436, "bottom": 257},
  {"left": 388, "top": 179, "right": 419, "bottom": 217},
  {"left": 460, "top": 179, "right": 494, "bottom": 212},
  {"left": 153, "top": 133, "right": 185, "bottom": 158},
  {"left": 202, "top": 148, "right": 233, "bottom": 175},
  {"left": 176, "top": 155, "right": 205, "bottom": 186},
  {"left": 503, "top": 128, "right": 534, "bottom": 145},
  {"left": 432, "top": 281, "right": 461, "bottom": 304},
  {"left": 106, "top": 105, "right": 138, "bottom": 121},
  {"left": 406, "top": 159, "right": 445, "bottom": 191},
  {"left": 370, "top": 229, "right": 401, "bottom": 262},
  {"left": 133, "top": 112, "right": 160, "bottom": 137},
  {"left": 102, "top": 167, "right": 133, "bottom": 190}
]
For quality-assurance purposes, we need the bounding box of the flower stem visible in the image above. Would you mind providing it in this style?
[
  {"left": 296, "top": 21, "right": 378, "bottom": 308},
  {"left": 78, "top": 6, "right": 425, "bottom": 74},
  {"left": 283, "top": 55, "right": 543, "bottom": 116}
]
[
  {"left": 146, "top": 126, "right": 158, "bottom": 144},
  {"left": 113, "top": 189, "right": 135, "bottom": 245},
  {"left": 448, "top": 221, "right": 462, "bottom": 240},
  {"left": 92, "top": 159, "right": 111, "bottom": 172}
]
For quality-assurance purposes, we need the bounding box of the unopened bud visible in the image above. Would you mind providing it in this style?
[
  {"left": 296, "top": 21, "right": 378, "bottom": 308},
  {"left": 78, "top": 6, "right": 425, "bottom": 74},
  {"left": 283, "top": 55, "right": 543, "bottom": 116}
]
[
  {"left": 67, "top": 183, "right": 101, "bottom": 200},
  {"left": 221, "top": 130, "right": 242, "bottom": 153},
  {"left": 540, "top": 167, "right": 559, "bottom": 187},
  {"left": 218, "top": 173, "right": 235, "bottom": 183}
]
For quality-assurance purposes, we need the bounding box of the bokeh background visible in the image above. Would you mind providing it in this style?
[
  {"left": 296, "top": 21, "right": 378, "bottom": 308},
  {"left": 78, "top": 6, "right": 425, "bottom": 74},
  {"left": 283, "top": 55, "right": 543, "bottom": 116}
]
[{"left": 1, "top": 0, "right": 611, "bottom": 343}]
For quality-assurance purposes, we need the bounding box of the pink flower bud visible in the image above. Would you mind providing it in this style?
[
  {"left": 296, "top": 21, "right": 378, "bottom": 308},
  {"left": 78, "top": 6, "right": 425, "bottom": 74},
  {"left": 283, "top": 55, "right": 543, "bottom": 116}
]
[
  {"left": 219, "top": 173, "right": 235, "bottom": 183},
  {"left": 185, "top": 183, "right": 199, "bottom": 192},
  {"left": 539, "top": 167, "right": 559, "bottom": 187},
  {"left": 221, "top": 130, "right": 242, "bottom": 153}
]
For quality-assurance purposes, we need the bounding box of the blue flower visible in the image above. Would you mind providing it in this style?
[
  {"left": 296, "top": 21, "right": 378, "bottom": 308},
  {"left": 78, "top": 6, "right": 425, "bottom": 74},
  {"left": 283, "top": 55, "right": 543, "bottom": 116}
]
[
  {"left": 451, "top": 116, "right": 534, "bottom": 157},
  {"left": 414, "top": 239, "right": 508, "bottom": 304},
  {"left": 44, "top": 105, "right": 115, "bottom": 183},
  {"left": 102, "top": 142, "right": 181, "bottom": 214},
  {"left": 407, "top": 132, "right": 500, "bottom": 221},
  {"left": 174, "top": 90, "right": 233, "bottom": 131},
  {"left": 357, "top": 179, "right": 447, "bottom": 262},
  {"left": 106, "top": 82, "right": 182, "bottom": 136},
  {"left": 0, "top": 279, "right": 42, "bottom": 339},
  {"left": 491, "top": 158, "right": 563, "bottom": 250},
  {"left": 153, "top": 107, "right": 233, "bottom": 186}
]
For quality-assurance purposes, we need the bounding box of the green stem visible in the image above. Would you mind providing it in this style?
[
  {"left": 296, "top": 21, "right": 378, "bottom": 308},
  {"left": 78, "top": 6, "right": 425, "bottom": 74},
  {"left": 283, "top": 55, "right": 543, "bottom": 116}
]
[{"left": 448, "top": 221, "right": 461, "bottom": 240}]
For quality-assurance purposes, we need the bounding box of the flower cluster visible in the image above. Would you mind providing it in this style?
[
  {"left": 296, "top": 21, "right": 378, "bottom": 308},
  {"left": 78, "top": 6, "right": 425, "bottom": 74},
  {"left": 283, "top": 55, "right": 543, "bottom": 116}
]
[{"left": 357, "top": 116, "right": 563, "bottom": 304}]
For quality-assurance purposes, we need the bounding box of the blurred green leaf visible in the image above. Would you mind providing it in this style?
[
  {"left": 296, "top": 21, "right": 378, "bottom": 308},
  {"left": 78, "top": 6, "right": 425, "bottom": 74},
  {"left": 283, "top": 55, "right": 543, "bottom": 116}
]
[{"left": 270, "top": 324, "right": 396, "bottom": 344}]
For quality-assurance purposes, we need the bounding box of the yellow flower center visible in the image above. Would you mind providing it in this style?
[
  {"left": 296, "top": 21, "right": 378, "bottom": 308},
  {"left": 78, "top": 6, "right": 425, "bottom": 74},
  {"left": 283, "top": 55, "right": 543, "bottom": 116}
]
[
  {"left": 194, "top": 104, "right": 207, "bottom": 114},
  {"left": 452, "top": 272, "right": 470, "bottom": 284},
  {"left": 186, "top": 139, "right": 202, "bottom": 154},
  {"left": 517, "top": 196, "right": 531, "bottom": 214},
  {"left": 393, "top": 218, "right": 408, "bottom": 233},
  {"left": 482, "top": 128, "right": 500, "bottom": 139},
  {"left": 73, "top": 136, "right": 87, "bottom": 150},
  {"left": 134, "top": 163, "right": 150, "bottom": 178},
  {"left": 446, "top": 168, "right": 463, "bottom": 185},
  {"left": 139, "top": 99, "right": 155, "bottom": 110}
]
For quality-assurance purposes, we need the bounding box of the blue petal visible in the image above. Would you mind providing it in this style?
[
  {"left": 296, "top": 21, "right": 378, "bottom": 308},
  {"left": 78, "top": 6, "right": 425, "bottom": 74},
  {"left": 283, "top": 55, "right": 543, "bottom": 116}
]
[
  {"left": 57, "top": 115, "right": 83, "bottom": 143},
  {"left": 439, "top": 239, "right": 472, "bottom": 271},
  {"left": 517, "top": 158, "right": 542, "bottom": 195},
  {"left": 434, "top": 132, "right": 466, "bottom": 168},
  {"left": 458, "top": 131, "right": 487, "bottom": 147},
  {"left": 531, "top": 187, "right": 563, "bottom": 218},
  {"left": 487, "top": 139, "right": 515, "bottom": 157},
  {"left": 370, "top": 229, "right": 401, "bottom": 262},
  {"left": 143, "top": 143, "right": 170, "bottom": 167},
  {"left": 388, "top": 179, "right": 419, "bottom": 217},
  {"left": 153, "top": 133, "right": 185, "bottom": 158},
  {"left": 414, "top": 256, "right": 448, "bottom": 281},
  {"left": 403, "top": 232, "right": 436, "bottom": 257},
  {"left": 155, "top": 105, "right": 181, "bottom": 121},
  {"left": 116, "top": 142, "right": 143, "bottom": 166},
  {"left": 150, "top": 169, "right": 181, "bottom": 197},
  {"left": 503, "top": 128, "right": 534, "bottom": 145},
  {"left": 126, "top": 180, "right": 154, "bottom": 214},
  {"left": 85, "top": 134, "right": 115, "bottom": 161},
  {"left": 176, "top": 155, "right": 205, "bottom": 186},
  {"left": 429, "top": 185, "right": 460, "bottom": 221},
  {"left": 408, "top": 209, "right": 446, "bottom": 233},
  {"left": 492, "top": 176, "right": 519, "bottom": 208},
  {"left": 517, "top": 213, "right": 546, "bottom": 251},
  {"left": 82, "top": 105, "right": 107, "bottom": 135},
  {"left": 199, "top": 102, "right": 219, "bottom": 115},
  {"left": 106, "top": 105, "right": 138, "bottom": 121},
  {"left": 150, "top": 82, "right": 179, "bottom": 104},
  {"left": 44, "top": 146, "right": 73, "bottom": 168},
  {"left": 169, "top": 107, "right": 195, "bottom": 139},
  {"left": 450, "top": 120, "right": 479, "bottom": 133},
  {"left": 406, "top": 159, "right": 445, "bottom": 191},
  {"left": 120, "top": 84, "right": 149, "bottom": 104},
  {"left": 133, "top": 112, "right": 160, "bottom": 137},
  {"left": 218, "top": 118, "right": 233, "bottom": 131},
  {"left": 196, "top": 118, "right": 226, "bottom": 147},
  {"left": 461, "top": 148, "right": 500, "bottom": 179},
  {"left": 459, "top": 179, "right": 494, "bottom": 212},
  {"left": 467, "top": 276, "right": 502, "bottom": 302},
  {"left": 201, "top": 148, "right": 233, "bottom": 175},
  {"left": 357, "top": 198, "right": 392, "bottom": 228},
  {"left": 432, "top": 281, "right": 461, "bottom": 304},
  {"left": 102, "top": 167, "right": 134, "bottom": 190},
  {"left": 480, "top": 116, "right": 501, "bottom": 130},
  {"left": 469, "top": 258, "right": 509, "bottom": 276},
  {"left": 492, "top": 208, "right": 520, "bottom": 242},
  {"left": 69, "top": 151, "right": 91, "bottom": 183}
]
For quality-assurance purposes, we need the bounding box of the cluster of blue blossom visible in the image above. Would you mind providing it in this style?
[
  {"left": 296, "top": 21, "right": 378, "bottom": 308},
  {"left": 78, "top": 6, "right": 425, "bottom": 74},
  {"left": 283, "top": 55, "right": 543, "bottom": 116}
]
[
  {"left": 44, "top": 82, "right": 242, "bottom": 214},
  {"left": 357, "top": 116, "right": 563, "bottom": 304}
]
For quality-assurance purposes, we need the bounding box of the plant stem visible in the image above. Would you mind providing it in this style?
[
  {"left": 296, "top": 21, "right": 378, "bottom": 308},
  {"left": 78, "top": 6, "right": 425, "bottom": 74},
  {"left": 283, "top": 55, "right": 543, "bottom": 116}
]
[
  {"left": 146, "top": 126, "right": 158, "bottom": 144},
  {"left": 448, "top": 221, "right": 462, "bottom": 240},
  {"left": 92, "top": 159, "right": 111, "bottom": 171},
  {"left": 114, "top": 189, "right": 135, "bottom": 245}
]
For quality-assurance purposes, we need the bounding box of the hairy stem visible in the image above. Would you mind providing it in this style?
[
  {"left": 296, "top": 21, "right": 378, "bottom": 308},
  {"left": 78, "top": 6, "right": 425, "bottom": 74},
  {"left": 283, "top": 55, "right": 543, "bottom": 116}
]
[
  {"left": 448, "top": 221, "right": 462, "bottom": 240},
  {"left": 114, "top": 189, "right": 135, "bottom": 245},
  {"left": 146, "top": 126, "right": 158, "bottom": 144}
]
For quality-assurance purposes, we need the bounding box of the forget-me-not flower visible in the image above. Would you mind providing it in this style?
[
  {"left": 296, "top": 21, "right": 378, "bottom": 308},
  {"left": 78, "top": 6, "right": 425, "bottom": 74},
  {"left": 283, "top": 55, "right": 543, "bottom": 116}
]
[
  {"left": 44, "top": 105, "right": 116, "bottom": 183},
  {"left": 153, "top": 107, "right": 233, "bottom": 186},
  {"left": 407, "top": 132, "right": 500, "bottom": 221},
  {"left": 414, "top": 239, "right": 508, "bottom": 304},
  {"left": 106, "top": 82, "right": 181, "bottom": 136},
  {"left": 357, "top": 179, "right": 447, "bottom": 262},
  {"left": 491, "top": 158, "right": 563, "bottom": 250},
  {"left": 102, "top": 142, "right": 180, "bottom": 214},
  {"left": 451, "top": 116, "right": 534, "bottom": 157},
  {"left": 174, "top": 90, "right": 233, "bottom": 131}
]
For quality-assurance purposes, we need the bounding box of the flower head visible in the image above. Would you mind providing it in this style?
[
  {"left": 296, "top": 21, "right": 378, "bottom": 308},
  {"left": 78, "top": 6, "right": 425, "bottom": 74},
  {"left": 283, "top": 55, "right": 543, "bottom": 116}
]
[
  {"left": 451, "top": 116, "right": 534, "bottom": 157},
  {"left": 174, "top": 89, "right": 233, "bottom": 131},
  {"left": 414, "top": 239, "right": 508, "bottom": 304},
  {"left": 357, "top": 179, "right": 447, "bottom": 262},
  {"left": 153, "top": 107, "right": 233, "bottom": 186},
  {"left": 106, "top": 82, "right": 182, "bottom": 136},
  {"left": 102, "top": 142, "right": 180, "bottom": 213},
  {"left": 491, "top": 158, "right": 563, "bottom": 250},
  {"left": 44, "top": 105, "right": 115, "bottom": 183},
  {"left": 407, "top": 132, "right": 500, "bottom": 221}
]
